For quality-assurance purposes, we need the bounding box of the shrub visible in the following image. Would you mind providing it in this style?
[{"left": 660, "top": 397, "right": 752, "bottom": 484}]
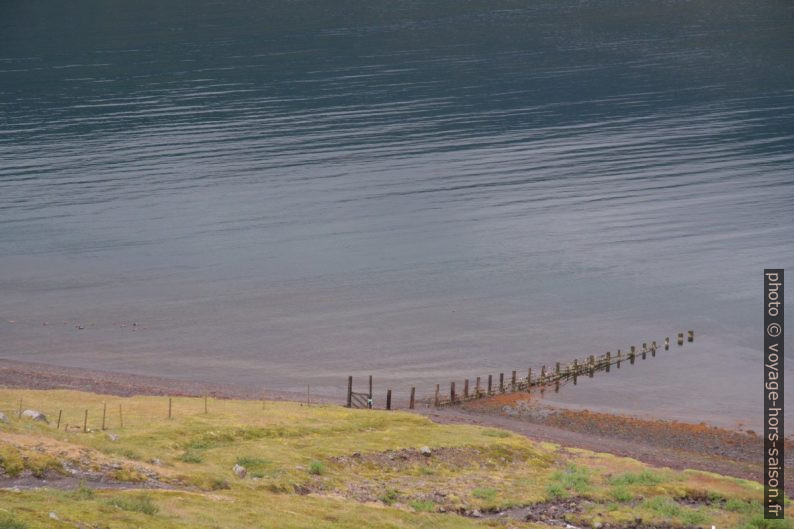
[
  {"left": 107, "top": 494, "right": 158, "bottom": 515},
  {"left": 379, "top": 489, "right": 399, "bottom": 505},
  {"left": 308, "top": 460, "right": 324, "bottom": 475},
  {"left": 549, "top": 465, "right": 591, "bottom": 496},
  {"left": 71, "top": 480, "right": 95, "bottom": 500}
]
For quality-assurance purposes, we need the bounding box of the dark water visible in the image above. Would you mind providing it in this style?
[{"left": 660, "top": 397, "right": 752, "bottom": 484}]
[{"left": 2, "top": 0, "right": 793, "bottom": 429}]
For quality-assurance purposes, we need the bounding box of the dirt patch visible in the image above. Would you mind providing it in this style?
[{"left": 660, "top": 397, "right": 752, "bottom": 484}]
[{"left": 331, "top": 446, "right": 479, "bottom": 471}]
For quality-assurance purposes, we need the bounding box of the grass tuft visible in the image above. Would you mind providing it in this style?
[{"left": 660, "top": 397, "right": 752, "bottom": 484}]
[{"left": 107, "top": 494, "right": 159, "bottom": 515}]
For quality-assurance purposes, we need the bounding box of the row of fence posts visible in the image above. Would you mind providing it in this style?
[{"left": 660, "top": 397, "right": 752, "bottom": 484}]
[
  {"left": 11, "top": 393, "right": 226, "bottom": 433},
  {"left": 345, "top": 331, "right": 694, "bottom": 410}
]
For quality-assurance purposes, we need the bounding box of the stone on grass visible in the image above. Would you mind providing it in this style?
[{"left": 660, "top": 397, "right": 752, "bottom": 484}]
[
  {"left": 419, "top": 446, "right": 432, "bottom": 457},
  {"left": 0, "top": 411, "right": 8, "bottom": 423},
  {"left": 233, "top": 464, "right": 246, "bottom": 478},
  {"left": 21, "top": 409, "right": 48, "bottom": 423}
]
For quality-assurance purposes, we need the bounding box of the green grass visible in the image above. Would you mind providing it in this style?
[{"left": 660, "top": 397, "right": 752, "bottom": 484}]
[
  {"left": 546, "top": 464, "right": 591, "bottom": 499},
  {"left": 609, "top": 469, "right": 663, "bottom": 486},
  {"left": 107, "top": 494, "right": 159, "bottom": 515},
  {"left": 0, "top": 515, "right": 27, "bottom": 529},
  {"left": 472, "top": 487, "right": 497, "bottom": 501},
  {"left": 409, "top": 500, "right": 435, "bottom": 512},
  {"left": 0, "top": 388, "right": 775, "bottom": 529}
]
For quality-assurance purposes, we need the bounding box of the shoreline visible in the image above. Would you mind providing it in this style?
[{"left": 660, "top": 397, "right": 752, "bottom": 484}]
[{"left": 3, "top": 357, "right": 789, "bottom": 492}]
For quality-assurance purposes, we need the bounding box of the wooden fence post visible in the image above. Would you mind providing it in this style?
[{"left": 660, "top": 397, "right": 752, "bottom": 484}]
[
  {"left": 642, "top": 343, "right": 647, "bottom": 360},
  {"left": 511, "top": 370, "right": 516, "bottom": 391},
  {"left": 83, "top": 409, "right": 88, "bottom": 433},
  {"left": 119, "top": 404, "right": 124, "bottom": 429},
  {"left": 435, "top": 384, "right": 440, "bottom": 406},
  {"left": 630, "top": 346, "right": 636, "bottom": 364},
  {"left": 605, "top": 352, "right": 611, "bottom": 372},
  {"left": 665, "top": 337, "right": 670, "bottom": 350},
  {"left": 677, "top": 333, "right": 684, "bottom": 346},
  {"left": 487, "top": 374, "right": 493, "bottom": 395},
  {"left": 527, "top": 368, "right": 532, "bottom": 390},
  {"left": 386, "top": 390, "right": 392, "bottom": 410},
  {"left": 572, "top": 360, "right": 578, "bottom": 384},
  {"left": 56, "top": 410, "right": 62, "bottom": 430},
  {"left": 617, "top": 350, "right": 622, "bottom": 368},
  {"left": 102, "top": 402, "right": 107, "bottom": 430},
  {"left": 168, "top": 397, "right": 172, "bottom": 420},
  {"left": 347, "top": 376, "right": 353, "bottom": 408},
  {"left": 368, "top": 375, "right": 373, "bottom": 408},
  {"left": 688, "top": 330, "right": 694, "bottom": 342},
  {"left": 450, "top": 382, "right": 456, "bottom": 403},
  {"left": 463, "top": 379, "right": 469, "bottom": 398},
  {"left": 476, "top": 376, "right": 481, "bottom": 397},
  {"left": 409, "top": 387, "right": 415, "bottom": 409},
  {"left": 499, "top": 373, "right": 504, "bottom": 393},
  {"left": 540, "top": 366, "right": 546, "bottom": 385}
]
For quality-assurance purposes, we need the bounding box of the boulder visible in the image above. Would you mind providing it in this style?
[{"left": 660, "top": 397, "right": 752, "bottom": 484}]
[
  {"left": 233, "top": 464, "right": 246, "bottom": 478},
  {"left": 21, "top": 409, "right": 48, "bottom": 423},
  {"left": 419, "top": 446, "right": 432, "bottom": 457}
]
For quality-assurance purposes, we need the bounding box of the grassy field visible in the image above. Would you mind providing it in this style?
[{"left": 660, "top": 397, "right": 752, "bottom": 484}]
[{"left": 0, "top": 388, "right": 787, "bottom": 529}]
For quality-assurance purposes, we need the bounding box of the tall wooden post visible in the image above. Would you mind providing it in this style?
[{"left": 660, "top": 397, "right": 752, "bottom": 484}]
[
  {"left": 56, "top": 410, "right": 62, "bottom": 430},
  {"left": 511, "top": 370, "right": 516, "bottom": 391},
  {"left": 368, "top": 375, "right": 373, "bottom": 407},
  {"left": 168, "top": 397, "right": 172, "bottom": 420},
  {"left": 450, "top": 382, "right": 456, "bottom": 403},
  {"left": 665, "top": 337, "right": 670, "bottom": 350},
  {"left": 463, "top": 379, "right": 469, "bottom": 398},
  {"left": 83, "top": 409, "right": 88, "bottom": 433},
  {"left": 101, "top": 402, "right": 107, "bottom": 430},
  {"left": 605, "top": 352, "right": 611, "bottom": 372},
  {"left": 487, "top": 374, "right": 493, "bottom": 395},
  {"left": 572, "top": 360, "right": 578, "bottom": 384},
  {"left": 347, "top": 376, "right": 353, "bottom": 408},
  {"left": 409, "top": 387, "right": 416, "bottom": 409},
  {"left": 476, "top": 376, "right": 481, "bottom": 397},
  {"left": 499, "top": 373, "right": 504, "bottom": 393},
  {"left": 435, "top": 384, "right": 440, "bottom": 406},
  {"left": 386, "top": 390, "right": 392, "bottom": 410},
  {"left": 527, "top": 368, "right": 532, "bottom": 390},
  {"left": 688, "top": 330, "right": 694, "bottom": 342},
  {"left": 630, "top": 346, "right": 636, "bottom": 364},
  {"left": 616, "top": 350, "right": 622, "bottom": 368}
]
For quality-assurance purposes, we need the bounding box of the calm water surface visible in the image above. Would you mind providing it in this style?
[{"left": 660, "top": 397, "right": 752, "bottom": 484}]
[{"left": 2, "top": 0, "right": 793, "bottom": 429}]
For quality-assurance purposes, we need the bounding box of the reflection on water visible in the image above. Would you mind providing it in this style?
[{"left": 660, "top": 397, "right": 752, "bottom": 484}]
[{"left": 1, "top": 0, "right": 792, "bottom": 428}]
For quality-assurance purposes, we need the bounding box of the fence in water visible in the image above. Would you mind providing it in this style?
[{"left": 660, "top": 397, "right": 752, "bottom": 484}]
[{"left": 346, "top": 330, "right": 694, "bottom": 410}]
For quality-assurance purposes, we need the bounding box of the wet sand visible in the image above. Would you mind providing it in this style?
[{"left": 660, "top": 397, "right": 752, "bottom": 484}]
[{"left": 2, "top": 357, "right": 788, "bottom": 492}]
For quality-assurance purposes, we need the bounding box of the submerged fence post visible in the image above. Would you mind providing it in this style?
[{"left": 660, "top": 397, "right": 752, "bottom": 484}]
[
  {"left": 665, "top": 337, "right": 670, "bottom": 350},
  {"left": 630, "top": 346, "right": 636, "bottom": 364},
  {"left": 409, "top": 387, "right": 416, "bottom": 409},
  {"left": 642, "top": 343, "right": 647, "bottom": 360},
  {"left": 688, "top": 330, "right": 694, "bottom": 342},
  {"left": 605, "top": 352, "right": 611, "bottom": 372},
  {"left": 677, "top": 332, "right": 684, "bottom": 346},
  {"left": 617, "top": 349, "right": 622, "bottom": 368}
]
